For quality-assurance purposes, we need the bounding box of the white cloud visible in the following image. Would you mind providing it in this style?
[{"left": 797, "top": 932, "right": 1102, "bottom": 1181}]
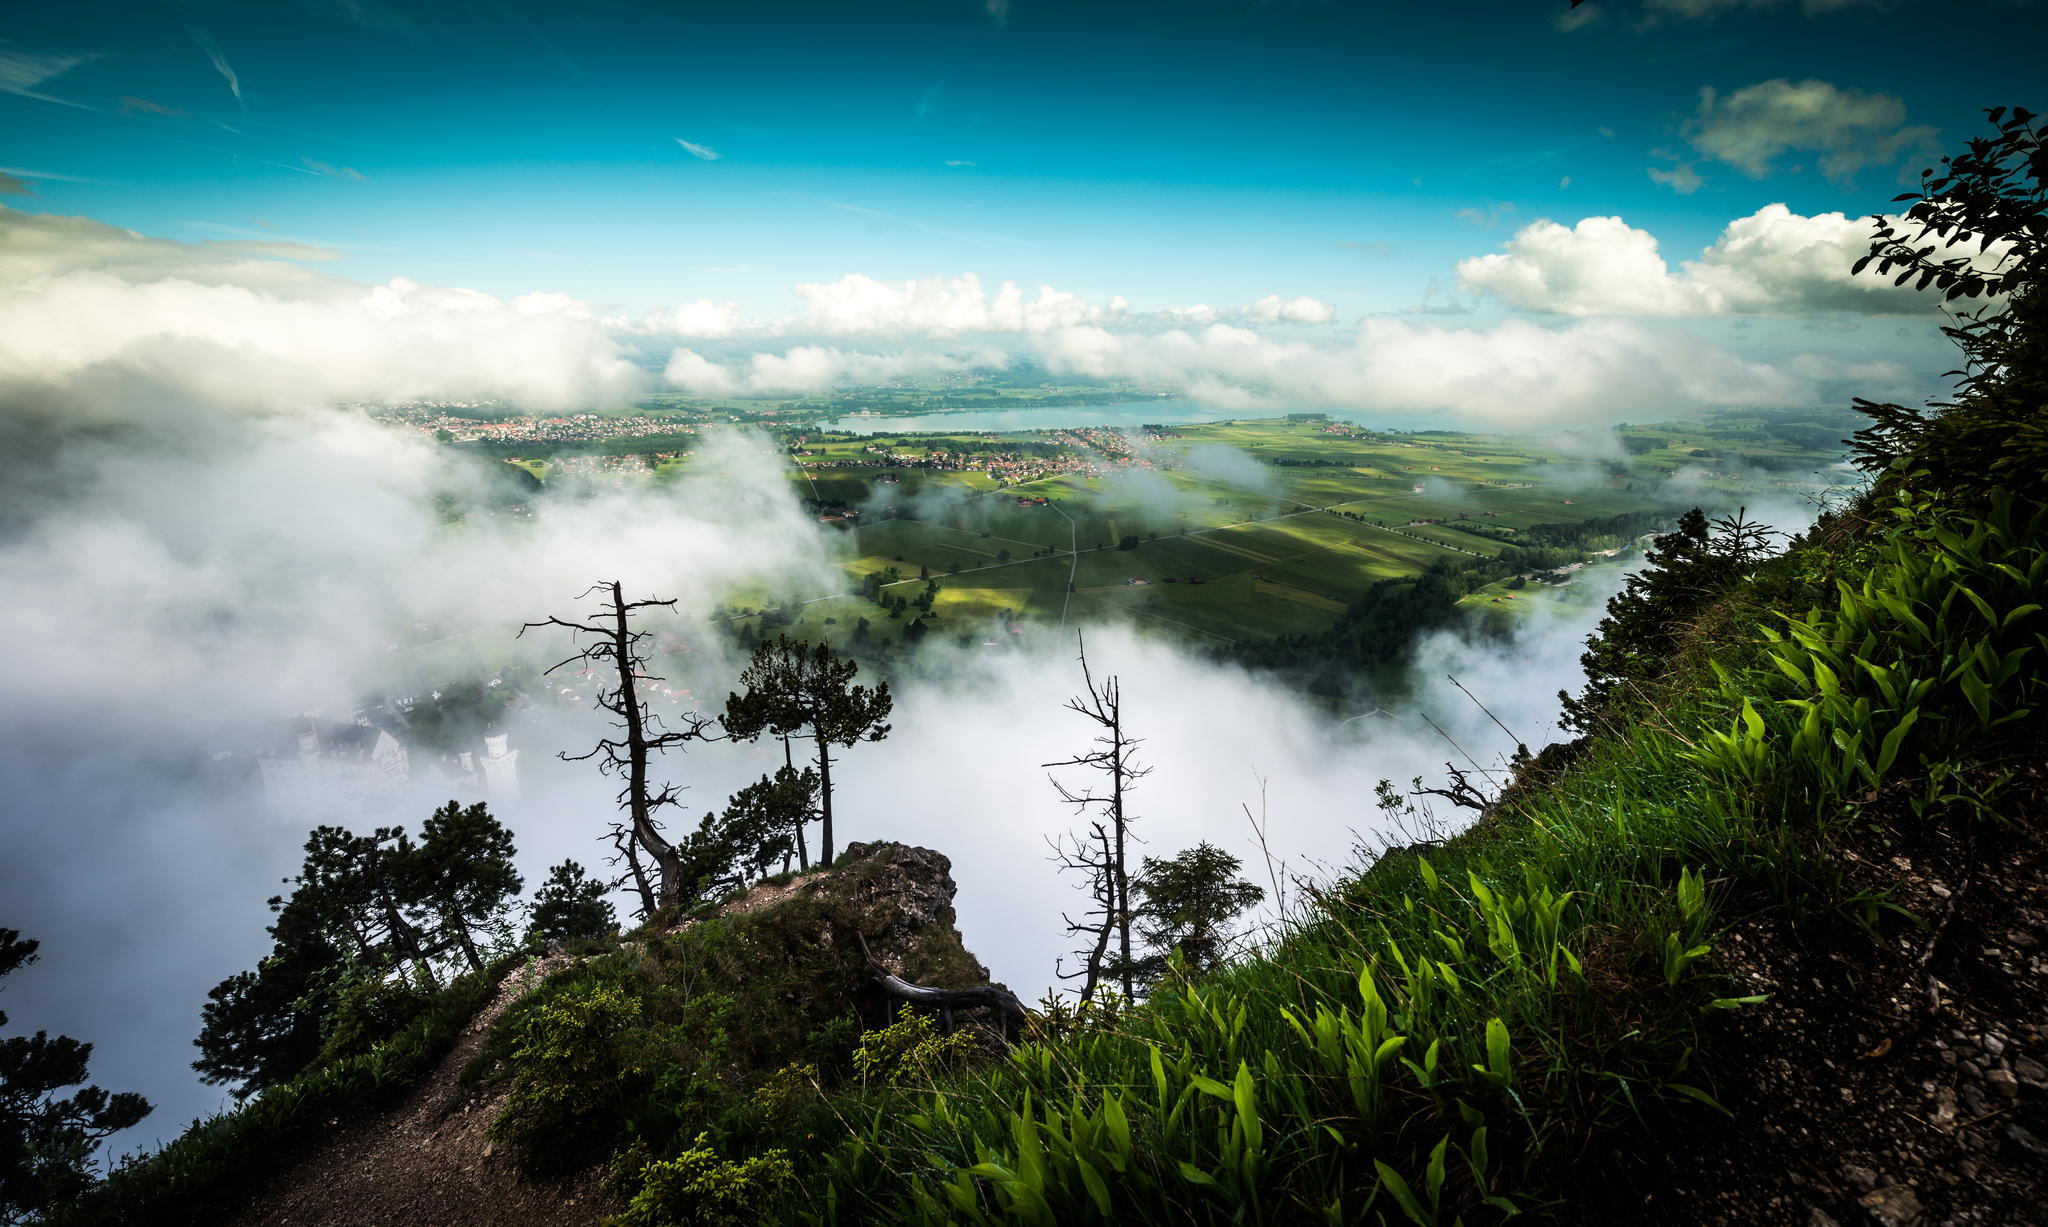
[
  {"left": 1647, "top": 160, "right": 1704, "bottom": 195},
  {"left": 613, "top": 299, "right": 748, "bottom": 339},
  {"left": 675, "top": 138, "right": 722, "bottom": 161},
  {"left": 662, "top": 347, "right": 738, "bottom": 396},
  {"left": 1457, "top": 204, "right": 1967, "bottom": 317},
  {"left": 665, "top": 344, "right": 998, "bottom": 397},
  {"left": 0, "top": 45, "right": 92, "bottom": 97},
  {"left": 190, "top": 30, "right": 244, "bottom": 110},
  {"left": 1026, "top": 317, "right": 1813, "bottom": 423},
  {"left": 1247, "top": 294, "right": 1336, "bottom": 325},
  {"left": 788, "top": 272, "right": 1108, "bottom": 336},
  {"left": 0, "top": 206, "right": 646, "bottom": 420},
  {"left": 1682, "top": 79, "right": 1937, "bottom": 186},
  {"left": 1455, "top": 202, "right": 1518, "bottom": 227}
]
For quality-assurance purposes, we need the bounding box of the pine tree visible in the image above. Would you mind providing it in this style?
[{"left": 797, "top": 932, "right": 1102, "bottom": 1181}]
[
  {"left": 1127, "top": 843, "right": 1264, "bottom": 985},
  {"left": 526, "top": 861, "right": 617, "bottom": 945},
  {"left": 417, "top": 801, "right": 524, "bottom": 973},
  {"left": 724, "top": 637, "right": 892, "bottom": 866},
  {"left": 3, "top": 929, "right": 151, "bottom": 1221}
]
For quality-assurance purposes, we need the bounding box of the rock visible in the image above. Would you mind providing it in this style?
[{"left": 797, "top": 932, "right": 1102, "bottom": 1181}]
[
  {"left": 1985, "top": 1068, "right": 2019, "bottom": 1098},
  {"left": 1962, "top": 1082, "right": 1992, "bottom": 1116},
  {"left": 1844, "top": 1165, "right": 1881, "bottom": 1193},
  {"left": 1858, "top": 1184, "right": 1924, "bottom": 1227},
  {"left": 1980, "top": 1033, "right": 2006, "bottom": 1057},
  {"left": 1810, "top": 1209, "right": 1844, "bottom": 1227},
  {"left": 2013, "top": 1055, "right": 2047, "bottom": 1087},
  {"left": 1933, "top": 1086, "right": 1958, "bottom": 1126},
  {"left": 2006, "top": 1123, "right": 2048, "bottom": 1157}
]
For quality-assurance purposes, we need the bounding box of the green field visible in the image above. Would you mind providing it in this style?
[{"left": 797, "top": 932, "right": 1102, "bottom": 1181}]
[{"left": 514, "top": 412, "right": 1850, "bottom": 655}]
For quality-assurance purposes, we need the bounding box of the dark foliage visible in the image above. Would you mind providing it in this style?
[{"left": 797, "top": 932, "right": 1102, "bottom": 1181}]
[
  {"left": 1560, "top": 507, "right": 1776, "bottom": 733},
  {"left": 527, "top": 860, "right": 618, "bottom": 946},
  {"left": 195, "top": 806, "right": 523, "bottom": 1097},
  {"left": 1850, "top": 106, "right": 2048, "bottom": 500},
  {"left": 1126, "top": 843, "right": 1264, "bottom": 986},
  {"left": 724, "top": 637, "right": 892, "bottom": 867},
  {"left": 1, "top": 930, "right": 150, "bottom": 1226}
]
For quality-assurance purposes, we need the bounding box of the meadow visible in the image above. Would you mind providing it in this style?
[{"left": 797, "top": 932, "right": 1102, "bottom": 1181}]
[{"left": 501, "top": 412, "right": 1851, "bottom": 654}]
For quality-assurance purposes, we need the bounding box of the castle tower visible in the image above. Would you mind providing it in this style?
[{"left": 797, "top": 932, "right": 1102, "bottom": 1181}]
[{"left": 480, "top": 732, "right": 520, "bottom": 800}]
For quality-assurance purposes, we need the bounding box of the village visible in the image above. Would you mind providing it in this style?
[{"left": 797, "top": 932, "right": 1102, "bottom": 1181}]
[
  {"left": 370, "top": 403, "right": 703, "bottom": 446},
  {"left": 793, "top": 424, "right": 1183, "bottom": 486}
]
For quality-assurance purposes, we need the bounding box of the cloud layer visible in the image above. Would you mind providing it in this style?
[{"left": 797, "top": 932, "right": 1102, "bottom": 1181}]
[
  {"left": 1457, "top": 204, "right": 1963, "bottom": 317},
  {"left": 1679, "top": 79, "right": 1938, "bottom": 187},
  {"left": 0, "top": 208, "right": 647, "bottom": 422}
]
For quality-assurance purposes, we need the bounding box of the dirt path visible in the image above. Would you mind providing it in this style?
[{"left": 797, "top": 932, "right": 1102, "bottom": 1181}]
[{"left": 230, "top": 954, "right": 616, "bottom": 1227}]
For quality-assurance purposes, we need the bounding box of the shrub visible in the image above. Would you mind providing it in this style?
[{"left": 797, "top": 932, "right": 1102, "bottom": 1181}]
[
  {"left": 606, "top": 1134, "right": 794, "bottom": 1227},
  {"left": 492, "top": 979, "right": 653, "bottom": 1169},
  {"left": 850, "top": 1005, "right": 981, "bottom": 1088}
]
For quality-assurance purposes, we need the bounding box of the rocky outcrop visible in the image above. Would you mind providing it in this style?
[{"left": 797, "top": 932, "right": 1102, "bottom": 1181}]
[{"left": 227, "top": 842, "right": 1011, "bottom": 1227}]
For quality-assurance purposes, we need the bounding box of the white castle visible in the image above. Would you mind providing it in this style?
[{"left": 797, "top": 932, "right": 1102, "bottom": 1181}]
[
  {"left": 258, "top": 717, "right": 521, "bottom": 819},
  {"left": 476, "top": 732, "right": 520, "bottom": 800},
  {"left": 259, "top": 719, "right": 412, "bottom": 819}
]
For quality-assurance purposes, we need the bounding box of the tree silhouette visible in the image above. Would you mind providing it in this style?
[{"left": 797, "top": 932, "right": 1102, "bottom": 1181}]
[
  {"left": 417, "top": 801, "right": 523, "bottom": 974},
  {"left": 523, "top": 582, "right": 718, "bottom": 916},
  {"left": 1046, "top": 639, "right": 1151, "bottom": 1001},
  {"left": 3, "top": 929, "right": 151, "bottom": 1222},
  {"left": 1129, "top": 843, "right": 1264, "bottom": 985},
  {"left": 1561, "top": 507, "right": 1776, "bottom": 732},
  {"left": 724, "top": 637, "right": 892, "bottom": 867},
  {"left": 196, "top": 806, "right": 526, "bottom": 1095},
  {"left": 526, "top": 861, "right": 617, "bottom": 945},
  {"left": 1850, "top": 106, "right": 2048, "bottom": 501}
]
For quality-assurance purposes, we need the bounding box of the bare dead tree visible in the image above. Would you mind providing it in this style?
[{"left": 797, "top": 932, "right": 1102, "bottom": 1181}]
[
  {"left": 1048, "top": 822, "right": 1118, "bottom": 1003},
  {"left": 1410, "top": 763, "right": 1491, "bottom": 812},
  {"left": 1044, "top": 638, "right": 1151, "bottom": 1000},
  {"left": 522, "top": 581, "right": 717, "bottom": 917}
]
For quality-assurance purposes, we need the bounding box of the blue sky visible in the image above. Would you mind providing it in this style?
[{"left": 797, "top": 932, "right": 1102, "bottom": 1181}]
[
  {"left": 3, "top": 0, "right": 2043, "bottom": 429},
  {"left": 7, "top": 0, "right": 2038, "bottom": 315}
]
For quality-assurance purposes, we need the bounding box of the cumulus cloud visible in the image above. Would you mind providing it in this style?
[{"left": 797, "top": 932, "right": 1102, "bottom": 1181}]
[
  {"left": 614, "top": 298, "right": 748, "bottom": 339},
  {"left": 1457, "top": 204, "right": 1965, "bottom": 317},
  {"left": 665, "top": 343, "right": 997, "bottom": 396},
  {"left": 1681, "top": 79, "right": 1938, "bottom": 186},
  {"left": 788, "top": 272, "right": 1108, "bottom": 336},
  {"left": 1247, "top": 294, "right": 1336, "bottom": 325},
  {"left": 1025, "top": 317, "right": 1811, "bottom": 423},
  {"left": 0, "top": 207, "right": 646, "bottom": 420},
  {"left": 1647, "top": 158, "right": 1704, "bottom": 195}
]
